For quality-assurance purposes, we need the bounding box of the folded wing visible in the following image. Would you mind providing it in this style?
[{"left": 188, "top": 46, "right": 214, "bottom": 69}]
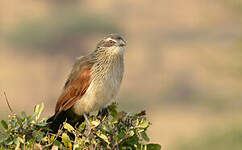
[{"left": 55, "top": 57, "right": 94, "bottom": 116}]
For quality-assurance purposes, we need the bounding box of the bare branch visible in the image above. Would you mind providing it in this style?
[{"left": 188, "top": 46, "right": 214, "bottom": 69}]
[{"left": 3, "top": 92, "right": 14, "bottom": 113}]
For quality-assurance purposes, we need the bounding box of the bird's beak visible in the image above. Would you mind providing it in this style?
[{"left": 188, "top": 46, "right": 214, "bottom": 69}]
[{"left": 119, "top": 39, "right": 126, "bottom": 47}]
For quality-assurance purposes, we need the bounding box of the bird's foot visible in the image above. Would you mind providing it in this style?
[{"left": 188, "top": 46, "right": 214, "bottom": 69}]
[{"left": 83, "top": 114, "right": 92, "bottom": 136}]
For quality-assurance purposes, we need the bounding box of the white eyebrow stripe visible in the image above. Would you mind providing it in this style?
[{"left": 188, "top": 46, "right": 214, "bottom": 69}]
[{"left": 106, "top": 37, "right": 117, "bottom": 42}]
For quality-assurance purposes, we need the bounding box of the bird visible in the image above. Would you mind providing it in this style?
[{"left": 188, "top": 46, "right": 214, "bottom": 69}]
[{"left": 47, "top": 33, "right": 126, "bottom": 132}]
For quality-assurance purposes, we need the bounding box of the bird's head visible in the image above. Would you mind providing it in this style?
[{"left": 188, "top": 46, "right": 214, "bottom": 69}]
[{"left": 96, "top": 33, "right": 126, "bottom": 55}]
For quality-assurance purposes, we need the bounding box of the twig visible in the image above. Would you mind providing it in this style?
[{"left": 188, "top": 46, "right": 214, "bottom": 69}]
[
  {"left": 111, "top": 126, "right": 139, "bottom": 149},
  {"left": 3, "top": 92, "right": 13, "bottom": 113},
  {"left": 43, "top": 125, "right": 64, "bottom": 148},
  {"left": 112, "top": 134, "right": 130, "bottom": 150}
]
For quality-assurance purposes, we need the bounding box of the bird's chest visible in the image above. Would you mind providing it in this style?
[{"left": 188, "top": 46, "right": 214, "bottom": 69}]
[
  {"left": 72, "top": 62, "right": 123, "bottom": 115},
  {"left": 89, "top": 64, "right": 123, "bottom": 103}
]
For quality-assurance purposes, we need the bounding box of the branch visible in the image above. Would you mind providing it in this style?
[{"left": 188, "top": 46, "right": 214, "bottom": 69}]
[
  {"left": 3, "top": 92, "right": 13, "bottom": 113},
  {"left": 43, "top": 121, "right": 65, "bottom": 148}
]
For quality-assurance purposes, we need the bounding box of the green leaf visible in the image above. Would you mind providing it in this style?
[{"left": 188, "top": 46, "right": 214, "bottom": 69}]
[
  {"left": 53, "top": 140, "right": 62, "bottom": 146},
  {"left": 129, "top": 130, "right": 135, "bottom": 137},
  {"left": 0, "top": 137, "right": 6, "bottom": 143},
  {"left": 96, "top": 132, "right": 109, "bottom": 144},
  {"left": 62, "top": 133, "right": 72, "bottom": 148},
  {"left": 73, "top": 144, "right": 81, "bottom": 150},
  {"left": 10, "top": 119, "right": 16, "bottom": 127},
  {"left": 139, "top": 119, "right": 149, "bottom": 129},
  {"left": 101, "top": 123, "right": 112, "bottom": 133},
  {"left": 118, "top": 130, "right": 126, "bottom": 140},
  {"left": 13, "top": 137, "right": 20, "bottom": 149},
  {"left": 17, "top": 137, "right": 24, "bottom": 144},
  {"left": 50, "top": 135, "right": 56, "bottom": 143},
  {"left": 33, "top": 103, "right": 44, "bottom": 121},
  {"left": 1, "top": 120, "right": 8, "bottom": 130},
  {"left": 125, "top": 135, "right": 139, "bottom": 145},
  {"left": 5, "top": 137, "right": 13, "bottom": 145},
  {"left": 91, "top": 120, "right": 100, "bottom": 127},
  {"left": 22, "top": 119, "right": 28, "bottom": 129},
  {"left": 63, "top": 123, "right": 75, "bottom": 132},
  {"left": 36, "top": 132, "right": 44, "bottom": 142},
  {"left": 147, "top": 144, "right": 162, "bottom": 150},
  {"left": 108, "top": 103, "right": 118, "bottom": 121},
  {"left": 141, "top": 132, "right": 150, "bottom": 142},
  {"left": 78, "top": 122, "right": 86, "bottom": 132},
  {"left": 16, "top": 115, "right": 22, "bottom": 124}
]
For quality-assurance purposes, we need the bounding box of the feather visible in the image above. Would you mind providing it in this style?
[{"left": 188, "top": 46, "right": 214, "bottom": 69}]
[{"left": 54, "top": 56, "right": 94, "bottom": 117}]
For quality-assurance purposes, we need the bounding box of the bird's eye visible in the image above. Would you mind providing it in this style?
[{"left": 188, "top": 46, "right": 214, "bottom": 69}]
[{"left": 108, "top": 40, "right": 115, "bottom": 45}]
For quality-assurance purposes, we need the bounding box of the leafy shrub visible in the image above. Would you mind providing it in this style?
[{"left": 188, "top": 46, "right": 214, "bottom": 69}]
[{"left": 0, "top": 103, "right": 161, "bottom": 150}]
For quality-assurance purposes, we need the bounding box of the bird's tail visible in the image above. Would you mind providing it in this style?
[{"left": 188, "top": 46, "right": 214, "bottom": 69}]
[
  {"left": 47, "top": 111, "right": 85, "bottom": 133},
  {"left": 47, "top": 112, "right": 68, "bottom": 133}
]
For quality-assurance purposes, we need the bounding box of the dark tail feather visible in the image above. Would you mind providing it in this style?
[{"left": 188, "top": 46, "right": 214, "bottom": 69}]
[
  {"left": 47, "top": 111, "right": 85, "bottom": 133},
  {"left": 47, "top": 111, "right": 68, "bottom": 133}
]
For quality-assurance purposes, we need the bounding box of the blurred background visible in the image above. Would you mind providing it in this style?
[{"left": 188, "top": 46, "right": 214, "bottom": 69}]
[{"left": 1, "top": 0, "right": 242, "bottom": 149}]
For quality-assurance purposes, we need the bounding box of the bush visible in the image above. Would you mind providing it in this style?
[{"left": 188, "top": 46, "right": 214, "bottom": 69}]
[{"left": 0, "top": 103, "right": 161, "bottom": 150}]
